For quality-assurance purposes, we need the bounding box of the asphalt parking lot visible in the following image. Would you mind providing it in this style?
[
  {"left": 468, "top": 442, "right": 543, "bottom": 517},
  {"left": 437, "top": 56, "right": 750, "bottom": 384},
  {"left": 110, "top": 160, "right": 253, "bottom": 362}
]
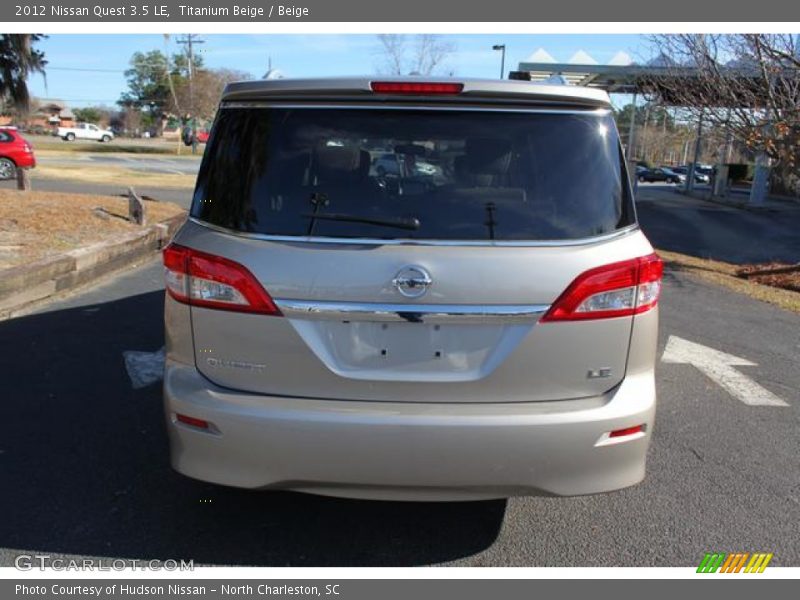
[{"left": 1, "top": 202, "right": 798, "bottom": 565}]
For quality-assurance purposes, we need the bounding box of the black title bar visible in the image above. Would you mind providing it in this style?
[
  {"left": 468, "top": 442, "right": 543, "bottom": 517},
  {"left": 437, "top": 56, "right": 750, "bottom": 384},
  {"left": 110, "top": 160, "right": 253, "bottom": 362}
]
[{"left": 4, "top": 0, "right": 800, "bottom": 22}]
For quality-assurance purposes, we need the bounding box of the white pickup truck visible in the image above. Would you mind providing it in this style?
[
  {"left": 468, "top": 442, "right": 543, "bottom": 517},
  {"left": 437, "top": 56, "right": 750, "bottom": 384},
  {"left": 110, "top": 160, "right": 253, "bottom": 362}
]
[{"left": 57, "top": 122, "right": 114, "bottom": 142}]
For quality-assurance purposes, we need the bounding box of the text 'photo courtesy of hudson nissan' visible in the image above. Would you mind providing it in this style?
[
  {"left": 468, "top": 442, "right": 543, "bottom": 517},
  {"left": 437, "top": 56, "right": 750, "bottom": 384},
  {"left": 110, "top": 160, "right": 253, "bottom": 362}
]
[{"left": 163, "top": 77, "right": 661, "bottom": 501}]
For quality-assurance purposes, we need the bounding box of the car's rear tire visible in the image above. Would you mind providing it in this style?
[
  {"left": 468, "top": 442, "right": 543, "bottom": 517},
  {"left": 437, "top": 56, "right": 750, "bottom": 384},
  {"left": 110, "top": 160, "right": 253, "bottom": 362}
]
[
  {"left": 638, "top": 176, "right": 646, "bottom": 183},
  {"left": 0, "top": 157, "right": 16, "bottom": 180},
  {"left": 65, "top": 133, "right": 75, "bottom": 141},
  {"left": 101, "top": 135, "right": 111, "bottom": 143}
]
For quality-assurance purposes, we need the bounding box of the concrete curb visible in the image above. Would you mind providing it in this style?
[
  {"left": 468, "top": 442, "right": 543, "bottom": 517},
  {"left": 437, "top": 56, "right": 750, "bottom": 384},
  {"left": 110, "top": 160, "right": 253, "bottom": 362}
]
[
  {"left": 0, "top": 213, "right": 185, "bottom": 320},
  {"left": 677, "top": 189, "right": 800, "bottom": 212}
]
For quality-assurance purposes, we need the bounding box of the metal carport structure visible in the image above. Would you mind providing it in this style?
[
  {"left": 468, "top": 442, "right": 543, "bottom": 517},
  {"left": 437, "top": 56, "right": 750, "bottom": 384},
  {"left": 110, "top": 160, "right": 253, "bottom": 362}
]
[{"left": 511, "top": 56, "right": 778, "bottom": 205}]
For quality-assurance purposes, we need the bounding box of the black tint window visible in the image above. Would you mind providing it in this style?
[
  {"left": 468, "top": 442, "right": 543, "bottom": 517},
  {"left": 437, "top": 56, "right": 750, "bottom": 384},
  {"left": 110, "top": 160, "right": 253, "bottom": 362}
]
[
  {"left": 0, "top": 131, "right": 13, "bottom": 143},
  {"left": 191, "top": 108, "right": 634, "bottom": 241}
]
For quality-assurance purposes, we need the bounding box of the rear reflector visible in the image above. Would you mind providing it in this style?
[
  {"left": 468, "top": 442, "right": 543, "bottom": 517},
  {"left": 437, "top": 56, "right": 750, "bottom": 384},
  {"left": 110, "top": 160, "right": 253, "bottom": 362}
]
[
  {"left": 541, "top": 253, "right": 663, "bottom": 322},
  {"left": 175, "top": 413, "right": 210, "bottom": 429},
  {"left": 370, "top": 81, "right": 464, "bottom": 95},
  {"left": 609, "top": 424, "right": 645, "bottom": 438},
  {"left": 163, "top": 243, "right": 280, "bottom": 315}
]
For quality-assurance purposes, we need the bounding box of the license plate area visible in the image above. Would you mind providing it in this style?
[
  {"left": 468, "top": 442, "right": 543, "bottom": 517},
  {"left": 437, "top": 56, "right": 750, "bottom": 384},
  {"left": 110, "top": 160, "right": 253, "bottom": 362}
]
[
  {"left": 339, "top": 321, "right": 468, "bottom": 368},
  {"left": 287, "top": 318, "right": 533, "bottom": 382}
]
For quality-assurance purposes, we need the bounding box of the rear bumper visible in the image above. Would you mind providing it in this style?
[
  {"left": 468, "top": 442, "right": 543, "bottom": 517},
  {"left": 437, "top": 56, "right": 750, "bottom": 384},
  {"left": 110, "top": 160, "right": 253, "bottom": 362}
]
[{"left": 164, "top": 360, "right": 656, "bottom": 501}]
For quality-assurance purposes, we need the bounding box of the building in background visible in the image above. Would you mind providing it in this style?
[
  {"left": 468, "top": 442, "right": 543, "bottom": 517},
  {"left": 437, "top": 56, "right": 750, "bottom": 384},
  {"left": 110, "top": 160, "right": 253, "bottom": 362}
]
[{"left": 0, "top": 98, "right": 76, "bottom": 132}]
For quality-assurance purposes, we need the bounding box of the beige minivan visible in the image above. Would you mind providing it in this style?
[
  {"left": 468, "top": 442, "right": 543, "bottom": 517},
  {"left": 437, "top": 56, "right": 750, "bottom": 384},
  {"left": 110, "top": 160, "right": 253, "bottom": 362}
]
[{"left": 162, "top": 78, "right": 661, "bottom": 501}]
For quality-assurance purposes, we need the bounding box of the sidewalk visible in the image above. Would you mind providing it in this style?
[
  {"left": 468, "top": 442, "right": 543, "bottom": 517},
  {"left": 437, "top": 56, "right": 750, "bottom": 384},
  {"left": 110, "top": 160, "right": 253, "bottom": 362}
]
[
  {"left": 677, "top": 185, "right": 800, "bottom": 212},
  {"left": 635, "top": 185, "right": 800, "bottom": 265}
]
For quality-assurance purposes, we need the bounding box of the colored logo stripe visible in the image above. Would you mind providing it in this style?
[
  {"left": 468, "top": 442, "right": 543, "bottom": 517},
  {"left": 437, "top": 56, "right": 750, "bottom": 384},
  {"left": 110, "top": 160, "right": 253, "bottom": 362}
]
[
  {"left": 697, "top": 553, "right": 726, "bottom": 573},
  {"left": 744, "top": 553, "right": 773, "bottom": 573},
  {"left": 697, "top": 552, "right": 773, "bottom": 573},
  {"left": 720, "top": 553, "right": 749, "bottom": 573}
]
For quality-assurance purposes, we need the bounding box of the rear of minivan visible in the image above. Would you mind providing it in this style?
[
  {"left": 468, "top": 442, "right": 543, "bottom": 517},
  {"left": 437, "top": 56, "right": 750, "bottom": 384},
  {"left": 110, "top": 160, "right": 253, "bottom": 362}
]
[{"left": 163, "top": 78, "right": 660, "bottom": 501}]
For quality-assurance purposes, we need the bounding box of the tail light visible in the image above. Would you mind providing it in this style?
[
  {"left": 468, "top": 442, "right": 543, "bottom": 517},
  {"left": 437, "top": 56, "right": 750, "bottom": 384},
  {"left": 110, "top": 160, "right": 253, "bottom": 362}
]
[
  {"left": 163, "top": 243, "right": 280, "bottom": 315},
  {"left": 370, "top": 81, "right": 464, "bottom": 95},
  {"left": 22, "top": 143, "right": 32, "bottom": 153},
  {"left": 541, "top": 253, "right": 662, "bottom": 322}
]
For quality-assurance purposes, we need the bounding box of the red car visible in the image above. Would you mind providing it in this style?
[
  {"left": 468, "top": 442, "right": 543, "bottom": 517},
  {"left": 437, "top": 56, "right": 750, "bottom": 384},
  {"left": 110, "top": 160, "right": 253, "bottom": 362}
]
[
  {"left": 0, "top": 127, "right": 36, "bottom": 180},
  {"left": 182, "top": 127, "right": 210, "bottom": 146}
]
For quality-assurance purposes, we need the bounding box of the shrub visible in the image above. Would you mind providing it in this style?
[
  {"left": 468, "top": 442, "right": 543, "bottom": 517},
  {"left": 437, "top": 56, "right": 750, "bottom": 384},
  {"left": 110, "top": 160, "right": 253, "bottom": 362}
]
[{"left": 725, "top": 163, "right": 754, "bottom": 182}]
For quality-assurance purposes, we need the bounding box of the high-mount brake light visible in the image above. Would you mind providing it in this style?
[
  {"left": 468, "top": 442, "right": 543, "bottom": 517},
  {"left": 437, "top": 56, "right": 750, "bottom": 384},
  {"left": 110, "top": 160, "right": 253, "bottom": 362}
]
[
  {"left": 370, "top": 81, "right": 464, "bottom": 95},
  {"left": 541, "top": 253, "right": 663, "bottom": 322},
  {"left": 162, "top": 243, "right": 280, "bottom": 315}
]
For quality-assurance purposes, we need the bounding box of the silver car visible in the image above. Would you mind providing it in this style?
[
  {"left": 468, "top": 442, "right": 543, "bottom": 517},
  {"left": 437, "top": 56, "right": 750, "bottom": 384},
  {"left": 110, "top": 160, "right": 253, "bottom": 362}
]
[{"left": 162, "top": 78, "right": 661, "bottom": 501}]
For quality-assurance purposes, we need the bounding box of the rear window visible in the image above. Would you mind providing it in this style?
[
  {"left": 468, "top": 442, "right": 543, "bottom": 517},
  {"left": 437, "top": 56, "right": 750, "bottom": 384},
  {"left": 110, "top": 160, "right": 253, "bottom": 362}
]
[{"left": 191, "top": 107, "right": 634, "bottom": 241}]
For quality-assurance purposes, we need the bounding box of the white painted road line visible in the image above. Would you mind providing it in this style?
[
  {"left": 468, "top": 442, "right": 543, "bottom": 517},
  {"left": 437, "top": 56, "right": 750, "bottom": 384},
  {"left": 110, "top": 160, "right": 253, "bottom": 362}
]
[
  {"left": 123, "top": 347, "right": 165, "bottom": 389},
  {"left": 155, "top": 157, "right": 189, "bottom": 175},
  {"left": 661, "top": 335, "right": 789, "bottom": 407}
]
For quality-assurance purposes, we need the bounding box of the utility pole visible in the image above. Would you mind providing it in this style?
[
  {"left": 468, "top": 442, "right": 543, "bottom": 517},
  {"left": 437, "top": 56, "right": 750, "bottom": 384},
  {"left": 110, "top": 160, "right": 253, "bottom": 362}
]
[
  {"left": 176, "top": 34, "right": 204, "bottom": 155},
  {"left": 687, "top": 110, "right": 704, "bottom": 193},
  {"left": 641, "top": 103, "right": 650, "bottom": 163},
  {"left": 626, "top": 92, "right": 638, "bottom": 161},
  {"left": 492, "top": 44, "right": 506, "bottom": 79},
  {"left": 723, "top": 107, "right": 734, "bottom": 163}
]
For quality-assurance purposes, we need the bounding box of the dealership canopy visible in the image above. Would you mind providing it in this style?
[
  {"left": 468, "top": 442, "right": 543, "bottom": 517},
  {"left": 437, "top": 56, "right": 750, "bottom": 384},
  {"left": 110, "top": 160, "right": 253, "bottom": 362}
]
[
  {"left": 512, "top": 48, "right": 783, "bottom": 105},
  {"left": 512, "top": 49, "right": 792, "bottom": 205}
]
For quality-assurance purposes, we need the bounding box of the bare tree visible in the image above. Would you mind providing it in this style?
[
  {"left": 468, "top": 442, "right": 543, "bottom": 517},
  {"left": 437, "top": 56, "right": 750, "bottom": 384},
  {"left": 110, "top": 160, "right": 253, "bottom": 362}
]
[
  {"left": 171, "top": 67, "right": 251, "bottom": 122},
  {"left": 113, "top": 106, "right": 142, "bottom": 136},
  {"left": 377, "top": 34, "right": 406, "bottom": 76},
  {"left": 376, "top": 34, "right": 456, "bottom": 76},
  {"left": 645, "top": 34, "right": 800, "bottom": 194}
]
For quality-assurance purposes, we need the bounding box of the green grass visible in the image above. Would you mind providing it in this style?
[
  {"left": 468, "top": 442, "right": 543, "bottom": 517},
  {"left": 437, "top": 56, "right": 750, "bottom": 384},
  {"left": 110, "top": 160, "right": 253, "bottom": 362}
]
[{"left": 32, "top": 139, "right": 178, "bottom": 155}]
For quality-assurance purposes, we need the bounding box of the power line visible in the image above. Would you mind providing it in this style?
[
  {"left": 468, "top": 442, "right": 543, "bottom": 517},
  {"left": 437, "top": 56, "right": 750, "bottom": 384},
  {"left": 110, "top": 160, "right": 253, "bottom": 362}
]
[
  {"left": 33, "top": 97, "right": 183, "bottom": 105},
  {"left": 47, "top": 60, "right": 187, "bottom": 74},
  {"left": 47, "top": 66, "right": 123, "bottom": 73}
]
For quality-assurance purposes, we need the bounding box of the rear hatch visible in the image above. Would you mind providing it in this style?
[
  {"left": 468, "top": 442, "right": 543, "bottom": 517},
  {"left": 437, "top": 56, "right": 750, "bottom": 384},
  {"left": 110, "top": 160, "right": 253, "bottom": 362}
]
[{"left": 169, "top": 88, "right": 657, "bottom": 403}]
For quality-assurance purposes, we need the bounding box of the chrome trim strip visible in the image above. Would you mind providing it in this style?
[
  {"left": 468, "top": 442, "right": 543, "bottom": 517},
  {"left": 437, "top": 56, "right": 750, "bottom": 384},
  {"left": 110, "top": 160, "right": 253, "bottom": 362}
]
[
  {"left": 274, "top": 299, "right": 550, "bottom": 324},
  {"left": 219, "top": 102, "right": 611, "bottom": 116},
  {"left": 188, "top": 217, "right": 640, "bottom": 248}
]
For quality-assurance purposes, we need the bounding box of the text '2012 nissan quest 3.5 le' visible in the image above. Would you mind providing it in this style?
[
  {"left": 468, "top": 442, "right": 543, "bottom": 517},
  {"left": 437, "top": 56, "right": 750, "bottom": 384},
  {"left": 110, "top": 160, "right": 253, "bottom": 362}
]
[{"left": 162, "top": 78, "right": 662, "bottom": 501}]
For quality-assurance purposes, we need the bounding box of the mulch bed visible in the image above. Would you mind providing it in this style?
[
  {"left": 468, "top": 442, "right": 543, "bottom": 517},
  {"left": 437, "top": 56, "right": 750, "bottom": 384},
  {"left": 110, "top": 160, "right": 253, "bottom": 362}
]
[
  {"left": 736, "top": 262, "right": 800, "bottom": 292},
  {"left": 0, "top": 189, "right": 185, "bottom": 270}
]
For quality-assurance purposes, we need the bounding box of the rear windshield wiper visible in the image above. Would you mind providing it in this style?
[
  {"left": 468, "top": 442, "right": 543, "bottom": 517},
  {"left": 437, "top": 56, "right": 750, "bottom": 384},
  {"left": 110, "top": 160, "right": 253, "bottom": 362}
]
[{"left": 301, "top": 212, "right": 421, "bottom": 231}]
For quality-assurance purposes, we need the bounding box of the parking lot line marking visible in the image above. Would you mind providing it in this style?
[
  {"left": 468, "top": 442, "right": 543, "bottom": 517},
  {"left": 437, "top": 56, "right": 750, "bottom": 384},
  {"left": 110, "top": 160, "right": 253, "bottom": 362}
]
[
  {"left": 153, "top": 158, "right": 187, "bottom": 175},
  {"left": 661, "top": 336, "right": 789, "bottom": 407},
  {"left": 123, "top": 346, "right": 165, "bottom": 389}
]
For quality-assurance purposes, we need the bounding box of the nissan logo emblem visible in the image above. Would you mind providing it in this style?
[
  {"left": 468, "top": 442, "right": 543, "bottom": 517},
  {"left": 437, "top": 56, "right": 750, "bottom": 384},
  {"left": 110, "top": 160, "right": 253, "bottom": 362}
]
[{"left": 392, "top": 266, "right": 432, "bottom": 298}]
